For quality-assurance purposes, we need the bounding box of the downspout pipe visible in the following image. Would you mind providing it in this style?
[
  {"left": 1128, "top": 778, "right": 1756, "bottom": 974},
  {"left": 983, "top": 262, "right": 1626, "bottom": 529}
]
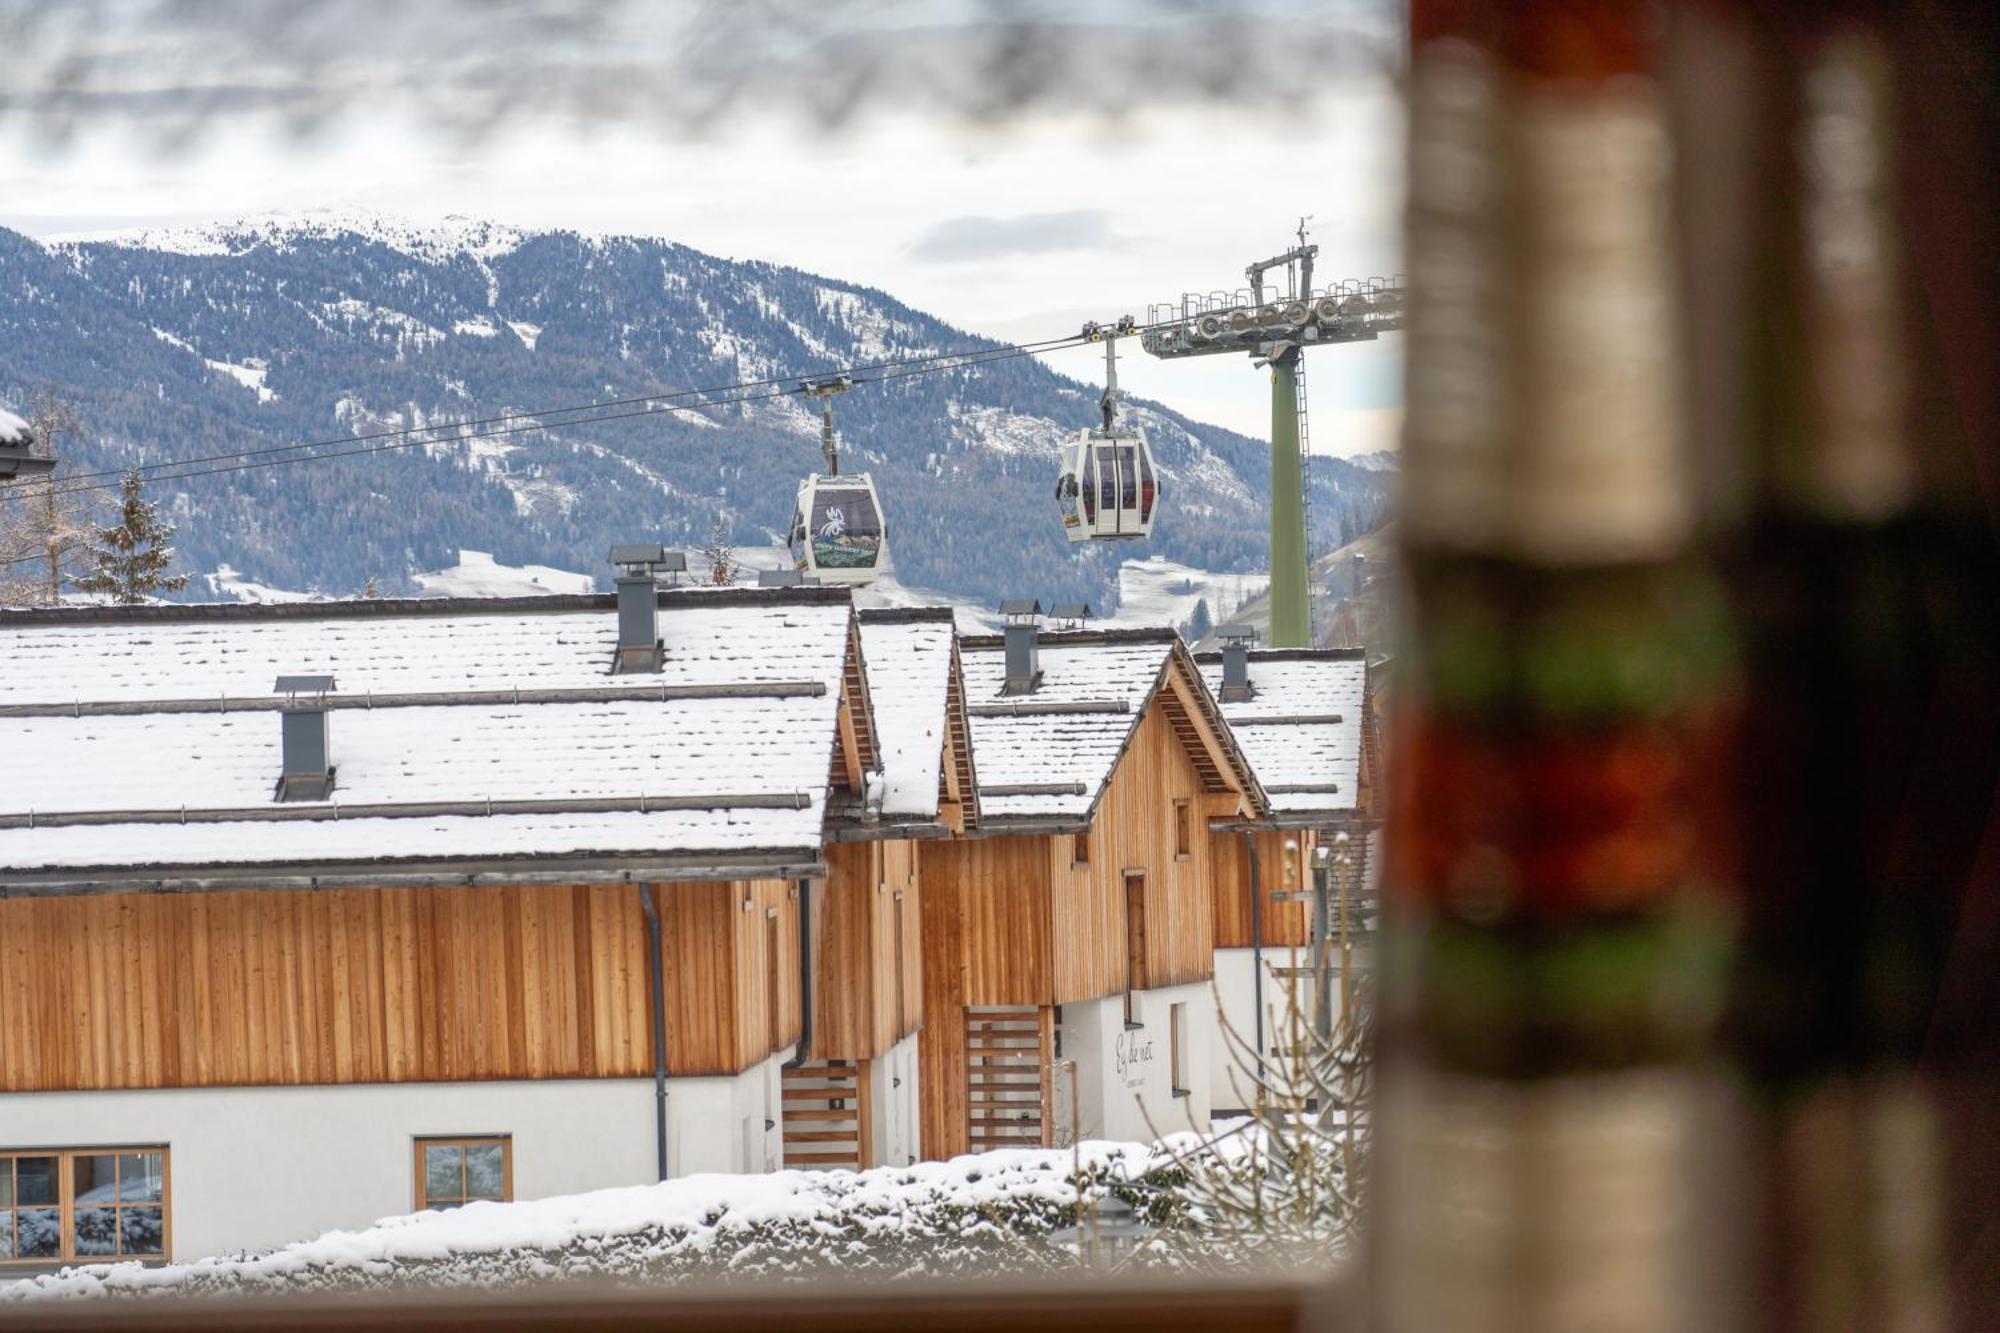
[
  {"left": 783, "top": 877, "right": 814, "bottom": 1071},
  {"left": 1244, "top": 832, "right": 1266, "bottom": 1081},
  {"left": 637, "top": 884, "right": 669, "bottom": 1182}
]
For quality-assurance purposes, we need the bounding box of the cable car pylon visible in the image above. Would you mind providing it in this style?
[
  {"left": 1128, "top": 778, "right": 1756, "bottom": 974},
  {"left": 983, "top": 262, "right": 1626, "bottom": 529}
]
[{"left": 1141, "top": 223, "right": 1405, "bottom": 647}]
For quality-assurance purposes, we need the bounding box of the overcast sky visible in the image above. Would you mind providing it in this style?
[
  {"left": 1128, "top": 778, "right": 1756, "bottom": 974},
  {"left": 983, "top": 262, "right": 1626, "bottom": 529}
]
[{"left": 0, "top": 2, "right": 1404, "bottom": 452}]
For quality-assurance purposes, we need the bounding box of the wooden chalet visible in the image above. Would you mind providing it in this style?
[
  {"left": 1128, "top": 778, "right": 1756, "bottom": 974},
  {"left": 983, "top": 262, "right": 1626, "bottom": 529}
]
[
  {"left": 1194, "top": 644, "right": 1374, "bottom": 1111},
  {"left": 0, "top": 582, "right": 875, "bottom": 1268},
  {"left": 788, "top": 607, "right": 980, "bottom": 1170},
  {"left": 918, "top": 616, "right": 1265, "bottom": 1158}
]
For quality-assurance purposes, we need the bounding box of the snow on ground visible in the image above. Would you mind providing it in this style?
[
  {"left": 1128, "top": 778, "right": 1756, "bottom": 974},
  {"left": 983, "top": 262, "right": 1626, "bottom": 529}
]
[
  {"left": 1110, "top": 556, "right": 1265, "bottom": 635},
  {"left": 723, "top": 544, "right": 998, "bottom": 631},
  {"left": 414, "top": 549, "right": 594, "bottom": 597},
  {"left": 0, "top": 1142, "right": 1185, "bottom": 1303},
  {"left": 507, "top": 321, "right": 542, "bottom": 350},
  {"left": 453, "top": 316, "right": 500, "bottom": 337},
  {"left": 0, "top": 408, "right": 28, "bottom": 442},
  {"left": 204, "top": 357, "right": 277, "bottom": 403},
  {"left": 1345, "top": 448, "right": 1400, "bottom": 471},
  {"left": 203, "top": 564, "right": 325, "bottom": 604}
]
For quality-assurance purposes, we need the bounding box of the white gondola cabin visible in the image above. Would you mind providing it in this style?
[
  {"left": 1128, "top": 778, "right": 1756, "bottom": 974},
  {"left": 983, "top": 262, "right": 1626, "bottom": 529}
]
[
  {"left": 1055, "top": 427, "right": 1159, "bottom": 543},
  {"left": 790, "top": 472, "right": 888, "bottom": 585}
]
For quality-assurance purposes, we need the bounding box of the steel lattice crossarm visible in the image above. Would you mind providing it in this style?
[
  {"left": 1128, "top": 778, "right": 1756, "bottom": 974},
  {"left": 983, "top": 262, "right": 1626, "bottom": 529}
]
[{"left": 1139, "top": 273, "right": 1406, "bottom": 359}]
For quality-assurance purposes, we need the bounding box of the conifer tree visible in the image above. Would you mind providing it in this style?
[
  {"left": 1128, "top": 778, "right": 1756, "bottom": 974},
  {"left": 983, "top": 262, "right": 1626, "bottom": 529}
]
[{"left": 72, "top": 470, "right": 191, "bottom": 604}]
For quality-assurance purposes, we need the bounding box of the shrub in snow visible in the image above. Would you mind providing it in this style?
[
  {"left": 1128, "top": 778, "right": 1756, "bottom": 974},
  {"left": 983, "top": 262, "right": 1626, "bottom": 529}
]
[{"left": 0, "top": 1136, "right": 1353, "bottom": 1304}]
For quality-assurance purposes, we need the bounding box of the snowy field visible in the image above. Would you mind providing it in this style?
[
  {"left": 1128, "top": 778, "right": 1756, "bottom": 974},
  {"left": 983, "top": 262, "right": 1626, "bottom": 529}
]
[
  {"left": 191, "top": 548, "right": 1265, "bottom": 638},
  {"left": 1110, "top": 555, "right": 1266, "bottom": 640}
]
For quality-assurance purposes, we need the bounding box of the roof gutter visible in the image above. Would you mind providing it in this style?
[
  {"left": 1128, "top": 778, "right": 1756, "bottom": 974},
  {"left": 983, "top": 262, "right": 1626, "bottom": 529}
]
[
  {"left": 636, "top": 884, "right": 671, "bottom": 1182},
  {"left": 0, "top": 852, "right": 830, "bottom": 899},
  {"left": 782, "top": 876, "right": 815, "bottom": 1075}
]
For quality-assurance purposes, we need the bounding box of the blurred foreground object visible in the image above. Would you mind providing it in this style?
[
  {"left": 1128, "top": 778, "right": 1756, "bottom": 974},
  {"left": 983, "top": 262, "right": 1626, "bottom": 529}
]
[
  {"left": 1381, "top": 3, "right": 1738, "bottom": 1329},
  {"left": 1679, "top": 1, "right": 2000, "bottom": 1329},
  {"left": 1377, "top": 0, "right": 2000, "bottom": 1329}
]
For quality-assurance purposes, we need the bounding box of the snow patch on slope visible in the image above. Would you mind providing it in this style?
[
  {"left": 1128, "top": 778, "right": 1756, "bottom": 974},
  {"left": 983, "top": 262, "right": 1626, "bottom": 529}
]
[
  {"left": 56, "top": 208, "right": 529, "bottom": 265},
  {"left": 950, "top": 403, "right": 1071, "bottom": 459},
  {"left": 413, "top": 549, "right": 593, "bottom": 597},
  {"left": 204, "top": 357, "right": 277, "bottom": 403},
  {"left": 1112, "top": 556, "right": 1265, "bottom": 634}
]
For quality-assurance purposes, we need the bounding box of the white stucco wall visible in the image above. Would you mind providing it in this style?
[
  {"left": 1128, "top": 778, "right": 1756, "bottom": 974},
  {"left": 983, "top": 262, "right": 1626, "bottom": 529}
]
[
  {"left": 1211, "top": 945, "right": 1370, "bottom": 1112},
  {"left": 0, "top": 1058, "right": 789, "bottom": 1265},
  {"left": 867, "top": 1032, "right": 922, "bottom": 1168},
  {"left": 1055, "top": 983, "right": 1214, "bottom": 1145}
]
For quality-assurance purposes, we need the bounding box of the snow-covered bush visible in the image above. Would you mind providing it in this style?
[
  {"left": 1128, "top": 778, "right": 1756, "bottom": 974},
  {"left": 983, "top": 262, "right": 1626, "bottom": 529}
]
[{"left": 4, "top": 1140, "right": 1319, "bottom": 1304}]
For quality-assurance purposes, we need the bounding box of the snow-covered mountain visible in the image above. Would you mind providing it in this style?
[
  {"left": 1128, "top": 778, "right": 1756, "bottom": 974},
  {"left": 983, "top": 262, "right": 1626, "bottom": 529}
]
[{"left": 0, "top": 209, "right": 1391, "bottom": 609}]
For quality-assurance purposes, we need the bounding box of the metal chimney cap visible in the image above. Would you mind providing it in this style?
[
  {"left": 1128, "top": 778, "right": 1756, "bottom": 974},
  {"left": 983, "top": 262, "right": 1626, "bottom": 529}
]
[
  {"left": 273, "top": 674, "right": 336, "bottom": 696},
  {"left": 610, "top": 543, "right": 669, "bottom": 572},
  {"left": 1218, "top": 624, "right": 1259, "bottom": 644},
  {"left": 1000, "top": 599, "right": 1044, "bottom": 622}
]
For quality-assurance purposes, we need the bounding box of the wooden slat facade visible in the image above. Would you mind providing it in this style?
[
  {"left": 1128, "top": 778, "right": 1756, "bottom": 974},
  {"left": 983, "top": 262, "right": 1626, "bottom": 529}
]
[
  {"left": 917, "top": 654, "right": 1248, "bottom": 1158},
  {"left": 1209, "top": 829, "right": 1313, "bottom": 949},
  {"left": 0, "top": 879, "right": 802, "bottom": 1092},
  {"left": 810, "top": 839, "right": 921, "bottom": 1064},
  {"left": 1049, "top": 701, "right": 1222, "bottom": 1001}
]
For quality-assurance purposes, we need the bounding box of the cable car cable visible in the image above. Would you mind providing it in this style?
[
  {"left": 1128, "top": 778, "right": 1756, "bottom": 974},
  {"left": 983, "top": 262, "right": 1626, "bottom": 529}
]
[
  {"left": 4, "top": 322, "right": 1158, "bottom": 502},
  {"left": 0, "top": 336, "right": 1107, "bottom": 567}
]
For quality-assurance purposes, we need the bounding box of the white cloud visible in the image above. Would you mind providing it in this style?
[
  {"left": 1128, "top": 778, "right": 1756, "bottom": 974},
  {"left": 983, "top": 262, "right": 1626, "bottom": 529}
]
[{"left": 3, "top": 86, "right": 1402, "bottom": 453}]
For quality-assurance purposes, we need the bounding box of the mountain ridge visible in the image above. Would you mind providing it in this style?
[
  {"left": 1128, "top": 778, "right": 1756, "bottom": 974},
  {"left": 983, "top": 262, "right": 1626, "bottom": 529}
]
[{"left": 0, "top": 211, "right": 1391, "bottom": 609}]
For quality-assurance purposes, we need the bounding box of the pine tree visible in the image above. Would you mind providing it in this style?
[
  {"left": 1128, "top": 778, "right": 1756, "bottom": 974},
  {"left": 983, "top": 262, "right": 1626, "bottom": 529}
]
[
  {"left": 700, "top": 515, "right": 738, "bottom": 586},
  {"left": 72, "top": 470, "right": 191, "bottom": 605},
  {"left": 1184, "top": 597, "right": 1213, "bottom": 643}
]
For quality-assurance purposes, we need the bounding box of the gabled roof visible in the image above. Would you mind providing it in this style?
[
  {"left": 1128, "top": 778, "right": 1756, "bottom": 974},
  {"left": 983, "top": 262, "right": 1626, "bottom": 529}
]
[
  {"left": 851, "top": 608, "right": 974, "bottom": 831},
  {"left": 1194, "top": 647, "right": 1366, "bottom": 823},
  {"left": 0, "top": 588, "right": 856, "bottom": 893},
  {"left": 959, "top": 626, "right": 1264, "bottom": 831}
]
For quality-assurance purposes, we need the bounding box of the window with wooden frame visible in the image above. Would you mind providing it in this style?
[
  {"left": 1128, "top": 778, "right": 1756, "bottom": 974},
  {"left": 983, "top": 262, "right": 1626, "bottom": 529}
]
[
  {"left": 766, "top": 906, "right": 784, "bottom": 1051},
  {"left": 1169, "top": 1003, "right": 1190, "bottom": 1098},
  {"left": 893, "top": 887, "right": 908, "bottom": 1029},
  {"left": 1173, "top": 799, "right": 1192, "bottom": 860},
  {"left": 1072, "top": 829, "right": 1091, "bottom": 867},
  {"left": 1124, "top": 871, "right": 1148, "bottom": 1026},
  {"left": 414, "top": 1137, "right": 511, "bottom": 1211},
  {"left": 1, "top": 1147, "right": 169, "bottom": 1266}
]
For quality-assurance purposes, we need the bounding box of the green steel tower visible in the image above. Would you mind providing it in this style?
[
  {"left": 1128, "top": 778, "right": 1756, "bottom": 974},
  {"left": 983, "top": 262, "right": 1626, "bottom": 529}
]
[{"left": 1140, "top": 225, "right": 1403, "bottom": 647}]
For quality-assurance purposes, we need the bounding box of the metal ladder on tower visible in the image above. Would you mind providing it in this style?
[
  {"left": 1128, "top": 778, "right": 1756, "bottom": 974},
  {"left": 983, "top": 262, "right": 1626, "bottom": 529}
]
[{"left": 1295, "top": 352, "right": 1317, "bottom": 636}]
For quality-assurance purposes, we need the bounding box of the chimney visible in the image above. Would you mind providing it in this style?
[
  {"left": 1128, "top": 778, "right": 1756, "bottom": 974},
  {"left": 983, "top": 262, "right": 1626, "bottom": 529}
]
[
  {"left": 1000, "top": 599, "right": 1044, "bottom": 695},
  {"left": 610, "top": 544, "right": 682, "bottom": 673},
  {"left": 758, "top": 568, "right": 809, "bottom": 587},
  {"left": 1218, "top": 624, "right": 1257, "bottom": 702},
  {"left": 274, "top": 675, "right": 336, "bottom": 801}
]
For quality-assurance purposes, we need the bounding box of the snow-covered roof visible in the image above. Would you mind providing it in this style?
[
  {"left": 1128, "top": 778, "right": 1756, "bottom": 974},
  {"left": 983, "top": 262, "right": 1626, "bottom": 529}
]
[
  {"left": 856, "top": 609, "right": 958, "bottom": 822},
  {"left": 958, "top": 627, "right": 1258, "bottom": 826},
  {"left": 0, "top": 589, "right": 858, "bottom": 889},
  {"left": 1196, "top": 649, "right": 1367, "bottom": 819},
  {"left": 0, "top": 408, "right": 29, "bottom": 444}
]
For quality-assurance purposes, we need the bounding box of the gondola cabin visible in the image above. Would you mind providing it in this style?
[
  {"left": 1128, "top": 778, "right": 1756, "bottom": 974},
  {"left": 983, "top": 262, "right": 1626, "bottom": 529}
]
[
  {"left": 791, "top": 473, "right": 888, "bottom": 585},
  {"left": 1055, "top": 427, "right": 1159, "bottom": 543}
]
